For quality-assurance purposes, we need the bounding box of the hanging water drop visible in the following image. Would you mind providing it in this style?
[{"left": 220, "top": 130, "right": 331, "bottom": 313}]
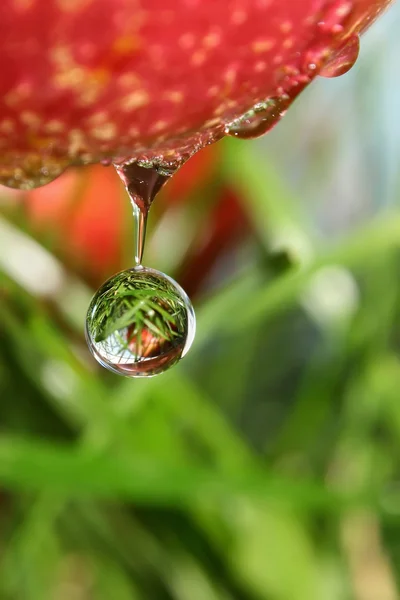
[
  {"left": 320, "top": 35, "right": 360, "bottom": 78},
  {"left": 85, "top": 265, "right": 195, "bottom": 377},
  {"left": 224, "top": 97, "right": 289, "bottom": 139},
  {"left": 85, "top": 158, "right": 196, "bottom": 377}
]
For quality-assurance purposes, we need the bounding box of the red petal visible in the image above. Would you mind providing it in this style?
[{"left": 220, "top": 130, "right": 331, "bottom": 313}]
[{"left": 0, "top": 0, "right": 394, "bottom": 188}]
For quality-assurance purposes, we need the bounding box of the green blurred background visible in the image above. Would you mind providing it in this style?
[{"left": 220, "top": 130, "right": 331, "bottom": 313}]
[{"left": 1, "top": 5, "right": 400, "bottom": 599}]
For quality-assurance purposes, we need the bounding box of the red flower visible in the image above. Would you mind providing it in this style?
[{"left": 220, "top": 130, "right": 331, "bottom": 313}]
[{"left": 0, "top": 0, "right": 393, "bottom": 188}]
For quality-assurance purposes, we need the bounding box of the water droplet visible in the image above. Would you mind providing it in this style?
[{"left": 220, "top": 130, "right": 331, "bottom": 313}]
[
  {"left": 0, "top": 156, "right": 67, "bottom": 189},
  {"left": 224, "top": 96, "right": 289, "bottom": 139},
  {"left": 85, "top": 266, "right": 195, "bottom": 377},
  {"left": 320, "top": 35, "right": 360, "bottom": 78},
  {"left": 86, "top": 157, "right": 196, "bottom": 377},
  {"left": 301, "top": 0, "right": 356, "bottom": 77}
]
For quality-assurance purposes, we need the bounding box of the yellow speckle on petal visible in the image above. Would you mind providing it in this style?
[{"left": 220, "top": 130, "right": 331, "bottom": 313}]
[
  {"left": 255, "top": 60, "right": 267, "bottom": 72},
  {"left": 224, "top": 67, "right": 237, "bottom": 85},
  {"left": 54, "top": 67, "right": 86, "bottom": 89},
  {"left": 120, "top": 90, "right": 149, "bottom": 111},
  {"left": 280, "top": 20, "right": 293, "bottom": 33},
  {"left": 150, "top": 120, "right": 168, "bottom": 134},
  {"left": 56, "top": 0, "right": 93, "bottom": 12},
  {"left": 112, "top": 34, "right": 142, "bottom": 55},
  {"left": 90, "top": 68, "right": 110, "bottom": 86},
  {"left": 336, "top": 3, "right": 352, "bottom": 18},
  {"left": 118, "top": 73, "right": 141, "bottom": 88},
  {"left": 44, "top": 120, "right": 65, "bottom": 134},
  {"left": 91, "top": 123, "right": 117, "bottom": 141},
  {"left": 203, "top": 31, "right": 221, "bottom": 48},
  {"left": 204, "top": 117, "right": 221, "bottom": 128},
  {"left": 50, "top": 45, "right": 73, "bottom": 68},
  {"left": 207, "top": 85, "right": 220, "bottom": 98},
  {"left": 304, "top": 15, "right": 316, "bottom": 26},
  {"left": 51, "top": 43, "right": 109, "bottom": 106},
  {"left": 283, "top": 37, "right": 294, "bottom": 49},
  {"left": 213, "top": 103, "right": 227, "bottom": 116},
  {"left": 85, "top": 111, "right": 109, "bottom": 126},
  {"left": 191, "top": 50, "right": 207, "bottom": 66},
  {"left": 76, "top": 88, "right": 100, "bottom": 107},
  {"left": 231, "top": 10, "right": 247, "bottom": 25},
  {"left": 4, "top": 82, "right": 32, "bottom": 107},
  {"left": 68, "top": 129, "right": 87, "bottom": 156},
  {"left": 4, "top": 91, "right": 19, "bottom": 107},
  {"left": 0, "top": 119, "right": 15, "bottom": 134},
  {"left": 252, "top": 39, "right": 275, "bottom": 53},
  {"left": 20, "top": 111, "right": 41, "bottom": 128},
  {"left": 74, "top": 69, "right": 110, "bottom": 107},
  {"left": 164, "top": 90, "right": 184, "bottom": 104}
]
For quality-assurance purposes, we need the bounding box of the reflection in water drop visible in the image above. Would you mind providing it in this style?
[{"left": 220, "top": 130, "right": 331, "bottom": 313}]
[
  {"left": 224, "top": 97, "right": 289, "bottom": 139},
  {"left": 85, "top": 266, "right": 195, "bottom": 377},
  {"left": 320, "top": 35, "right": 360, "bottom": 78}
]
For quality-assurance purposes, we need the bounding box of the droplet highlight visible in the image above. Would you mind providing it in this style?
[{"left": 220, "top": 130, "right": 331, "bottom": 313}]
[
  {"left": 320, "top": 35, "right": 360, "bottom": 78},
  {"left": 86, "top": 266, "right": 195, "bottom": 377},
  {"left": 224, "top": 97, "right": 289, "bottom": 139}
]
